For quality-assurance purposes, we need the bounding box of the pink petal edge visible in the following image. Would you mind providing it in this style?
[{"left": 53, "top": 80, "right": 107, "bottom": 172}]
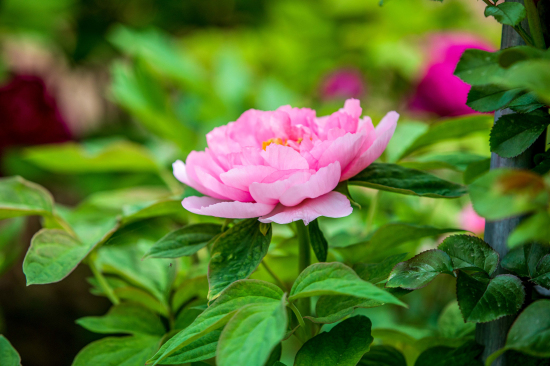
[{"left": 182, "top": 196, "right": 276, "bottom": 219}]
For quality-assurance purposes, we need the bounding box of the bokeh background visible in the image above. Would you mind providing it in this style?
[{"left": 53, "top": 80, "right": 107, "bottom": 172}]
[{"left": 0, "top": 0, "right": 500, "bottom": 365}]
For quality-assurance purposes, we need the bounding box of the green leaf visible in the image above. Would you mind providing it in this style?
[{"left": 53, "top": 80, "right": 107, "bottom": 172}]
[
  {"left": 490, "top": 114, "right": 550, "bottom": 158},
  {"left": 437, "top": 301, "right": 476, "bottom": 339},
  {"left": 438, "top": 235, "right": 499, "bottom": 275},
  {"left": 467, "top": 85, "right": 524, "bottom": 112},
  {"left": 294, "top": 315, "right": 374, "bottom": 366},
  {"left": 491, "top": 59, "right": 550, "bottom": 104},
  {"left": 455, "top": 49, "right": 503, "bottom": 86},
  {"left": 308, "top": 219, "right": 328, "bottom": 262},
  {"left": 400, "top": 152, "right": 488, "bottom": 172},
  {"left": 0, "top": 176, "right": 53, "bottom": 219},
  {"left": 23, "top": 141, "right": 158, "bottom": 174},
  {"left": 508, "top": 211, "right": 550, "bottom": 248},
  {"left": 386, "top": 250, "right": 453, "bottom": 290},
  {"left": 358, "top": 345, "right": 406, "bottom": 366},
  {"left": 484, "top": 2, "right": 526, "bottom": 26},
  {"left": 414, "top": 341, "right": 483, "bottom": 366},
  {"left": 463, "top": 158, "right": 490, "bottom": 185},
  {"left": 120, "top": 193, "right": 193, "bottom": 225},
  {"left": 23, "top": 229, "right": 102, "bottom": 285},
  {"left": 145, "top": 224, "right": 221, "bottom": 259},
  {"left": 0, "top": 335, "right": 21, "bottom": 366},
  {"left": 501, "top": 246, "right": 530, "bottom": 277},
  {"left": 147, "top": 280, "right": 283, "bottom": 365},
  {"left": 348, "top": 163, "right": 467, "bottom": 198},
  {"left": 457, "top": 271, "right": 524, "bottom": 323},
  {"left": 398, "top": 115, "right": 493, "bottom": 159},
  {"left": 172, "top": 276, "right": 209, "bottom": 312},
  {"left": 354, "top": 253, "right": 408, "bottom": 284},
  {"left": 498, "top": 46, "right": 549, "bottom": 69},
  {"left": 159, "top": 330, "right": 221, "bottom": 365},
  {"left": 533, "top": 150, "right": 550, "bottom": 175},
  {"left": 76, "top": 303, "right": 165, "bottom": 336},
  {"left": 72, "top": 335, "right": 160, "bottom": 366},
  {"left": 508, "top": 92, "right": 545, "bottom": 113},
  {"left": 533, "top": 254, "right": 550, "bottom": 289},
  {"left": 289, "top": 262, "right": 406, "bottom": 307},
  {"left": 217, "top": 297, "right": 287, "bottom": 366},
  {"left": 208, "top": 219, "right": 272, "bottom": 300},
  {"left": 469, "top": 169, "right": 547, "bottom": 220}
]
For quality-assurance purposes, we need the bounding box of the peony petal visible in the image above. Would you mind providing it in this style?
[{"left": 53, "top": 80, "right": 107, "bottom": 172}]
[
  {"left": 342, "top": 98, "right": 362, "bottom": 119},
  {"left": 279, "top": 162, "right": 341, "bottom": 206},
  {"left": 249, "top": 171, "right": 311, "bottom": 205},
  {"left": 196, "top": 167, "right": 253, "bottom": 202},
  {"left": 317, "top": 132, "right": 366, "bottom": 172},
  {"left": 173, "top": 160, "right": 191, "bottom": 186},
  {"left": 182, "top": 196, "right": 275, "bottom": 218},
  {"left": 259, "top": 191, "right": 353, "bottom": 225},
  {"left": 341, "top": 111, "right": 399, "bottom": 181},
  {"left": 261, "top": 143, "right": 309, "bottom": 170},
  {"left": 219, "top": 165, "right": 277, "bottom": 191}
]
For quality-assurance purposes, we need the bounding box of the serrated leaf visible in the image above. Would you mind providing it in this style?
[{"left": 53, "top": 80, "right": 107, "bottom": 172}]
[
  {"left": 308, "top": 219, "right": 328, "bottom": 262},
  {"left": 386, "top": 250, "right": 453, "bottom": 290},
  {"left": 217, "top": 297, "right": 287, "bottom": 366},
  {"left": 467, "top": 85, "right": 524, "bottom": 112},
  {"left": 508, "top": 211, "right": 550, "bottom": 248},
  {"left": 438, "top": 235, "right": 499, "bottom": 275},
  {"left": 437, "top": 301, "right": 476, "bottom": 339},
  {"left": 72, "top": 335, "right": 160, "bottom": 366},
  {"left": 145, "top": 224, "right": 221, "bottom": 259},
  {"left": 455, "top": 49, "right": 503, "bottom": 86},
  {"left": 147, "top": 280, "right": 283, "bottom": 365},
  {"left": 490, "top": 114, "right": 550, "bottom": 158},
  {"left": 0, "top": 335, "right": 21, "bottom": 366},
  {"left": 160, "top": 330, "right": 221, "bottom": 364},
  {"left": 508, "top": 92, "right": 545, "bottom": 113},
  {"left": 76, "top": 303, "right": 165, "bottom": 336},
  {"left": 358, "top": 345, "right": 406, "bottom": 366},
  {"left": 208, "top": 219, "right": 272, "bottom": 300},
  {"left": 0, "top": 176, "right": 54, "bottom": 219},
  {"left": 533, "top": 254, "right": 550, "bottom": 289},
  {"left": 463, "top": 158, "right": 490, "bottom": 185},
  {"left": 348, "top": 163, "right": 467, "bottom": 198},
  {"left": 501, "top": 246, "right": 529, "bottom": 277},
  {"left": 289, "top": 262, "right": 405, "bottom": 307},
  {"left": 295, "top": 315, "right": 374, "bottom": 366},
  {"left": 484, "top": 2, "right": 526, "bottom": 26},
  {"left": 414, "top": 340, "right": 483, "bottom": 366},
  {"left": 490, "top": 59, "right": 550, "bottom": 104},
  {"left": 354, "top": 253, "right": 409, "bottom": 284},
  {"left": 398, "top": 115, "right": 493, "bottom": 159},
  {"left": 456, "top": 272, "right": 524, "bottom": 323}
]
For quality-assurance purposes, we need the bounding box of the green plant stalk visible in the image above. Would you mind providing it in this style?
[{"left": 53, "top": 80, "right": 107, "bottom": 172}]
[
  {"left": 513, "top": 25, "right": 534, "bottom": 46},
  {"left": 365, "top": 191, "right": 380, "bottom": 234},
  {"left": 158, "top": 168, "right": 183, "bottom": 195},
  {"left": 88, "top": 253, "right": 120, "bottom": 305},
  {"left": 524, "top": 0, "right": 546, "bottom": 49},
  {"left": 481, "top": 0, "right": 494, "bottom": 6},
  {"left": 296, "top": 220, "right": 311, "bottom": 317},
  {"left": 262, "top": 260, "right": 288, "bottom": 292},
  {"left": 288, "top": 301, "right": 309, "bottom": 342}
]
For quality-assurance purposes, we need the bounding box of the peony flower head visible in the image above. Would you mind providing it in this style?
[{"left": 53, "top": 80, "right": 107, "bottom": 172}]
[
  {"left": 174, "top": 99, "right": 398, "bottom": 225},
  {"left": 460, "top": 203, "right": 485, "bottom": 234}
]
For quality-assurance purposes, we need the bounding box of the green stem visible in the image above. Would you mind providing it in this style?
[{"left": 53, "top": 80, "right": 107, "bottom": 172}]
[
  {"left": 524, "top": 0, "right": 546, "bottom": 49},
  {"left": 481, "top": 0, "right": 494, "bottom": 6},
  {"left": 514, "top": 25, "right": 535, "bottom": 47},
  {"left": 158, "top": 168, "right": 183, "bottom": 195},
  {"left": 366, "top": 191, "right": 380, "bottom": 234},
  {"left": 88, "top": 253, "right": 120, "bottom": 305},
  {"left": 295, "top": 220, "right": 311, "bottom": 317},
  {"left": 288, "top": 302, "right": 309, "bottom": 341},
  {"left": 262, "top": 260, "right": 288, "bottom": 292}
]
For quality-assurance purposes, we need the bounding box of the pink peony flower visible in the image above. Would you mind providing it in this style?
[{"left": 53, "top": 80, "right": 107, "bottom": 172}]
[
  {"left": 410, "top": 33, "right": 495, "bottom": 117},
  {"left": 173, "top": 99, "right": 398, "bottom": 225},
  {"left": 320, "top": 69, "right": 366, "bottom": 101},
  {"left": 460, "top": 203, "right": 485, "bottom": 234}
]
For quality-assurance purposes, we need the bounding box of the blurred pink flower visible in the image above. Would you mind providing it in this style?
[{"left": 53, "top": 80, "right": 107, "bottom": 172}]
[
  {"left": 410, "top": 33, "right": 495, "bottom": 117},
  {"left": 0, "top": 75, "right": 71, "bottom": 156},
  {"left": 174, "top": 99, "right": 398, "bottom": 225},
  {"left": 320, "top": 69, "right": 365, "bottom": 101},
  {"left": 460, "top": 203, "right": 485, "bottom": 234}
]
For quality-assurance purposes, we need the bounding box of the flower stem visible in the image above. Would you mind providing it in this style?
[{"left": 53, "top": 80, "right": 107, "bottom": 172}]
[
  {"left": 366, "top": 191, "right": 380, "bottom": 234},
  {"left": 262, "top": 260, "right": 288, "bottom": 292},
  {"left": 88, "top": 252, "right": 119, "bottom": 305},
  {"left": 295, "top": 220, "right": 311, "bottom": 317},
  {"left": 288, "top": 301, "right": 309, "bottom": 342},
  {"left": 514, "top": 25, "right": 535, "bottom": 46},
  {"left": 524, "top": 0, "right": 546, "bottom": 49}
]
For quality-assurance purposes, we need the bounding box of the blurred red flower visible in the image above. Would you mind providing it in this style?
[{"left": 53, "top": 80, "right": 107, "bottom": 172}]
[{"left": 320, "top": 68, "right": 366, "bottom": 101}]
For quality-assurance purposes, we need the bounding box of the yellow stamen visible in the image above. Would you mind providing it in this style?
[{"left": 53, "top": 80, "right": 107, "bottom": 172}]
[{"left": 262, "top": 138, "right": 286, "bottom": 150}]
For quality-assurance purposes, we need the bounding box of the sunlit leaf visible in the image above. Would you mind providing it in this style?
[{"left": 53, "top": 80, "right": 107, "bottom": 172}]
[
  {"left": 0, "top": 335, "right": 21, "bottom": 366},
  {"left": 484, "top": 2, "right": 526, "bottom": 26},
  {"left": 508, "top": 211, "right": 550, "bottom": 248},
  {"left": 455, "top": 49, "right": 503, "bottom": 86},
  {"left": 0, "top": 176, "right": 53, "bottom": 219},
  {"left": 72, "top": 335, "right": 160, "bottom": 366},
  {"left": 438, "top": 235, "right": 499, "bottom": 275}
]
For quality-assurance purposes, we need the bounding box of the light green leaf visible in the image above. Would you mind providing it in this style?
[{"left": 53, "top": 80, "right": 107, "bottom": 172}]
[
  {"left": 491, "top": 59, "right": 550, "bottom": 104},
  {"left": 0, "top": 176, "right": 53, "bottom": 219},
  {"left": 358, "top": 345, "right": 407, "bottom": 366},
  {"left": 76, "top": 303, "right": 165, "bottom": 336},
  {"left": 348, "top": 163, "right": 467, "bottom": 198},
  {"left": 147, "top": 280, "right": 283, "bottom": 365},
  {"left": 466, "top": 85, "right": 524, "bottom": 112},
  {"left": 72, "top": 335, "right": 160, "bottom": 366},
  {"left": 217, "top": 297, "right": 287, "bottom": 366},
  {"left": 454, "top": 49, "right": 503, "bottom": 86},
  {"left": 172, "top": 276, "right": 209, "bottom": 312},
  {"left": 0, "top": 335, "right": 21, "bottom": 366},
  {"left": 294, "top": 315, "right": 374, "bottom": 366},
  {"left": 533, "top": 254, "right": 550, "bottom": 289},
  {"left": 484, "top": 3, "right": 526, "bottom": 26},
  {"left": 308, "top": 219, "right": 328, "bottom": 262},
  {"left": 508, "top": 211, "right": 550, "bottom": 248},
  {"left": 386, "top": 250, "right": 453, "bottom": 290},
  {"left": 414, "top": 341, "right": 483, "bottom": 366},
  {"left": 160, "top": 330, "right": 221, "bottom": 365},
  {"left": 120, "top": 195, "right": 190, "bottom": 225},
  {"left": 145, "top": 224, "right": 221, "bottom": 259},
  {"left": 438, "top": 235, "right": 499, "bottom": 275},
  {"left": 457, "top": 272, "right": 524, "bottom": 323},
  {"left": 498, "top": 46, "right": 549, "bottom": 69},
  {"left": 289, "top": 262, "right": 406, "bottom": 307},
  {"left": 490, "top": 113, "right": 550, "bottom": 158},
  {"left": 400, "top": 152, "right": 488, "bottom": 172},
  {"left": 463, "top": 158, "right": 490, "bottom": 185},
  {"left": 437, "top": 301, "right": 476, "bottom": 339},
  {"left": 208, "top": 219, "right": 272, "bottom": 300}
]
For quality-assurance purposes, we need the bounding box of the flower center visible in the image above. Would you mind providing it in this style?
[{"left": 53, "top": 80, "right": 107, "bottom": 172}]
[{"left": 262, "top": 137, "right": 304, "bottom": 151}]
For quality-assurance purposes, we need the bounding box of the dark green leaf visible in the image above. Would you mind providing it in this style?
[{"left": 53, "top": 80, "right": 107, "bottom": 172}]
[
  {"left": 484, "top": 3, "right": 526, "bottom": 26},
  {"left": 501, "top": 246, "right": 529, "bottom": 277},
  {"left": 160, "top": 330, "right": 221, "bottom": 364},
  {"left": 498, "top": 46, "right": 548, "bottom": 69},
  {"left": 148, "top": 280, "right": 283, "bottom": 365},
  {"left": 289, "top": 262, "right": 406, "bottom": 307},
  {"left": 265, "top": 343, "right": 282, "bottom": 366},
  {"left": 533, "top": 150, "right": 550, "bottom": 175},
  {"left": 463, "top": 158, "right": 490, "bottom": 185},
  {"left": 294, "top": 315, "right": 374, "bottom": 366},
  {"left": 208, "top": 219, "right": 272, "bottom": 300},
  {"left": 400, "top": 152, "right": 488, "bottom": 172},
  {"left": 455, "top": 49, "right": 503, "bottom": 86},
  {"left": 437, "top": 301, "right": 476, "bottom": 339},
  {"left": 145, "top": 224, "right": 221, "bottom": 259},
  {"left": 467, "top": 85, "right": 524, "bottom": 112},
  {"left": 349, "top": 163, "right": 467, "bottom": 198},
  {"left": 524, "top": 243, "right": 550, "bottom": 278},
  {"left": 490, "top": 59, "right": 550, "bottom": 104},
  {"left": 438, "top": 235, "right": 499, "bottom": 275},
  {"left": 398, "top": 115, "right": 493, "bottom": 159},
  {"left": 358, "top": 345, "right": 406, "bottom": 366},
  {"left": 0, "top": 176, "right": 53, "bottom": 219},
  {"left": 508, "top": 92, "right": 545, "bottom": 113},
  {"left": 354, "top": 253, "right": 408, "bottom": 284},
  {"left": 217, "top": 297, "right": 287, "bottom": 366},
  {"left": 508, "top": 211, "right": 550, "bottom": 248},
  {"left": 533, "top": 254, "right": 550, "bottom": 289},
  {"left": 490, "top": 114, "right": 550, "bottom": 158},
  {"left": 386, "top": 250, "right": 453, "bottom": 290},
  {"left": 308, "top": 219, "right": 328, "bottom": 262},
  {"left": 76, "top": 303, "right": 165, "bottom": 336},
  {"left": 457, "top": 272, "right": 524, "bottom": 323},
  {"left": 414, "top": 341, "right": 483, "bottom": 366},
  {"left": 0, "top": 335, "right": 21, "bottom": 366}
]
